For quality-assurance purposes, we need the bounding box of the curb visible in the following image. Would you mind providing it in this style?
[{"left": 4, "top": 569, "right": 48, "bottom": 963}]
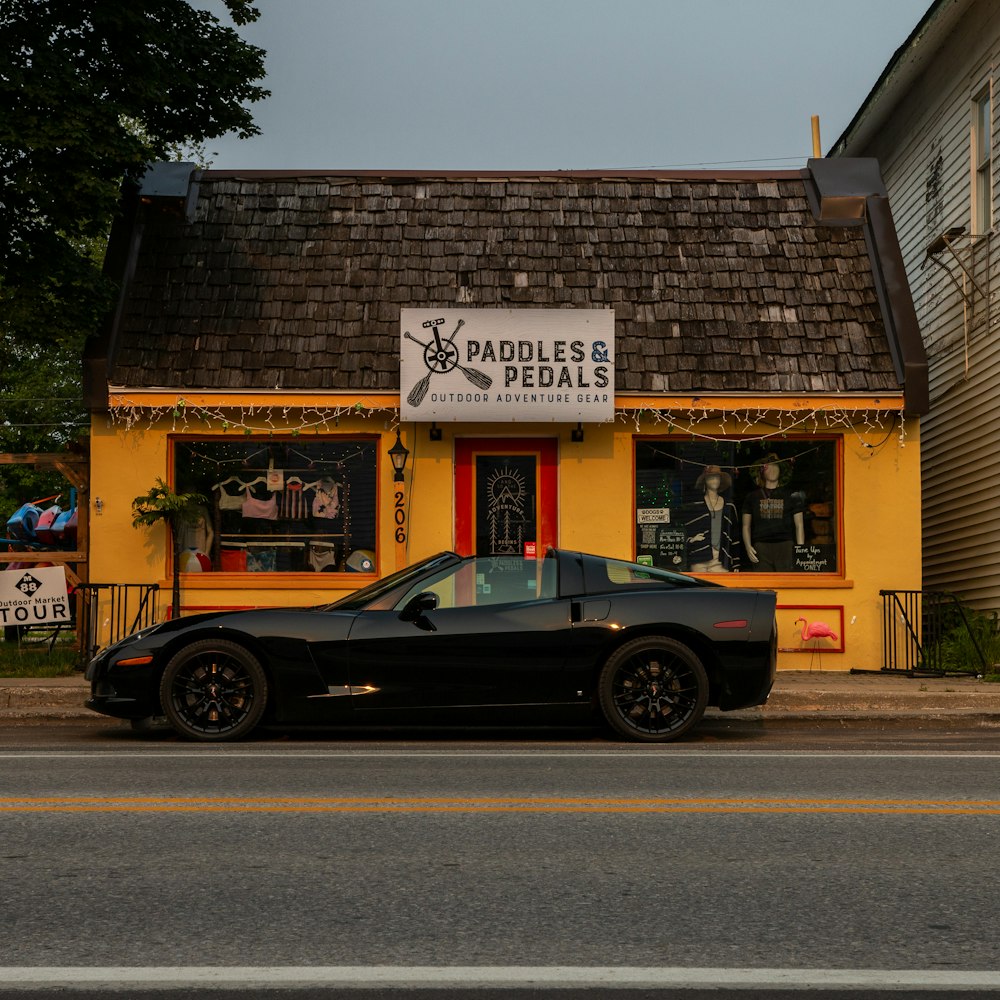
[
  {"left": 0, "top": 677, "right": 92, "bottom": 720},
  {"left": 4, "top": 674, "right": 1000, "bottom": 724}
]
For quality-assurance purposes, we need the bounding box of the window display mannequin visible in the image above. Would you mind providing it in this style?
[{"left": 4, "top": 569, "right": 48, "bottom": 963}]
[
  {"left": 686, "top": 465, "right": 739, "bottom": 573},
  {"left": 741, "top": 453, "right": 804, "bottom": 572}
]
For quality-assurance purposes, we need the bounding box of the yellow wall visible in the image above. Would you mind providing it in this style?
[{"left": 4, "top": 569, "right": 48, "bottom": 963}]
[{"left": 89, "top": 402, "right": 921, "bottom": 672}]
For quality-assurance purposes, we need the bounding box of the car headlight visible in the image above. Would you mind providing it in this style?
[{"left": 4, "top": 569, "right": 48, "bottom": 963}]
[{"left": 93, "top": 623, "right": 165, "bottom": 668}]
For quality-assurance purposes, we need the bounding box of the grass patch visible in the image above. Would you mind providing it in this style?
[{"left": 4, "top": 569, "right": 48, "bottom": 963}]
[{"left": 0, "top": 636, "right": 83, "bottom": 678}]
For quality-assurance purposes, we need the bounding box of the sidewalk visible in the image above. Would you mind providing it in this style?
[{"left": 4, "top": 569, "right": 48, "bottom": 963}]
[
  {"left": 716, "top": 669, "right": 1000, "bottom": 722},
  {"left": 3, "top": 671, "right": 1000, "bottom": 722}
]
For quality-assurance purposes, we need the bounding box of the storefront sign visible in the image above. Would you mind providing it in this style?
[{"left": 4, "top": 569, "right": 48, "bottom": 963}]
[
  {"left": 400, "top": 308, "right": 614, "bottom": 423},
  {"left": 637, "top": 508, "right": 671, "bottom": 524},
  {"left": 0, "top": 565, "right": 70, "bottom": 625}
]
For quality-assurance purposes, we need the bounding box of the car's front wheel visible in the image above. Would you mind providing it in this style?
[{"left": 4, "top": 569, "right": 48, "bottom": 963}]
[
  {"left": 159, "top": 639, "right": 267, "bottom": 742},
  {"left": 598, "top": 635, "right": 708, "bottom": 742}
]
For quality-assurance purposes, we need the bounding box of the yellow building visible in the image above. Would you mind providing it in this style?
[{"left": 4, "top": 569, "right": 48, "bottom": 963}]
[{"left": 84, "top": 161, "right": 927, "bottom": 671}]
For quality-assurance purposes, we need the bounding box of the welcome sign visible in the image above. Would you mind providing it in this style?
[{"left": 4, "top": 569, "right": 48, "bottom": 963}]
[{"left": 400, "top": 308, "right": 614, "bottom": 423}]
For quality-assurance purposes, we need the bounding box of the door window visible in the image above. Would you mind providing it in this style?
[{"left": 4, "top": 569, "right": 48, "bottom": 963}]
[{"left": 455, "top": 439, "right": 557, "bottom": 556}]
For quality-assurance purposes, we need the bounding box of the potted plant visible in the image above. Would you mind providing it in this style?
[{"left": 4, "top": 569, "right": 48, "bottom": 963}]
[{"left": 131, "top": 478, "right": 207, "bottom": 619}]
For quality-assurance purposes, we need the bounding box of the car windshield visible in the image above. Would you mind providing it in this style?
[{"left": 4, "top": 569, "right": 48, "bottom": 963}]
[{"left": 324, "top": 552, "right": 461, "bottom": 611}]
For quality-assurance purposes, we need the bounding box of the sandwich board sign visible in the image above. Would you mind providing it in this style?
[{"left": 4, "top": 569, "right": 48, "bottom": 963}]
[{"left": 0, "top": 565, "right": 71, "bottom": 626}]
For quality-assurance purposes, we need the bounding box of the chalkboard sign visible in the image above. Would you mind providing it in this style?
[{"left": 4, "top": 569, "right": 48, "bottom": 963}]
[
  {"left": 657, "top": 528, "right": 688, "bottom": 569},
  {"left": 794, "top": 544, "right": 835, "bottom": 573},
  {"left": 636, "top": 524, "right": 687, "bottom": 571}
]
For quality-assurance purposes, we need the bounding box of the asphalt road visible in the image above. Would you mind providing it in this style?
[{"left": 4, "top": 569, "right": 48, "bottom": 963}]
[
  {"left": 3, "top": 718, "right": 1000, "bottom": 995},
  {"left": 2, "top": 991, "right": 996, "bottom": 1000}
]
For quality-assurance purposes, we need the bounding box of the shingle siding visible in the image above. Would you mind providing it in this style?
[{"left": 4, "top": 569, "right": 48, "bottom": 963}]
[{"left": 111, "top": 174, "right": 902, "bottom": 394}]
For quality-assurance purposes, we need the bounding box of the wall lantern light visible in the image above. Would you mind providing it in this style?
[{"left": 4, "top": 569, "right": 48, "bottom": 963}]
[{"left": 388, "top": 429, "right": 409, "bottom": 483}]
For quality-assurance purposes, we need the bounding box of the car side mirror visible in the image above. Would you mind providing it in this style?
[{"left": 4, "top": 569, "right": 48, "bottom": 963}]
[{"left": 399, "top": 591, "right": 438, "bottom": 622}]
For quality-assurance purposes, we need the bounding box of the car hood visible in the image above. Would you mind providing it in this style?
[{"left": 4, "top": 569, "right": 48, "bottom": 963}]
[{"left": 151, "top": 605, "right": 341, "bottom": 631}]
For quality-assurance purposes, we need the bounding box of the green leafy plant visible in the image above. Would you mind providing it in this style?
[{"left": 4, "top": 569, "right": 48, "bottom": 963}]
[
  {"left": 131, "top": 478, "right": 206, "bottom": 619},
  {"left": 924, "top": 607, "right": 1000, "bottom": 675}
]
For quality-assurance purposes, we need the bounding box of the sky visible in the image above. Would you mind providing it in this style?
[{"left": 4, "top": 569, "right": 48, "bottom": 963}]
[{"left": 200, "top": 0, "right": 932, "bottom": 172}]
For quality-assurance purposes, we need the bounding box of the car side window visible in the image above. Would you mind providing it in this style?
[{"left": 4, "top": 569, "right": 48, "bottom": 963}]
[
  {"left": 583, "top": 555, "right": 689, "bottom": 592},
  {"left": 395, "top": 557, "right": 557, "bottom": 610}
]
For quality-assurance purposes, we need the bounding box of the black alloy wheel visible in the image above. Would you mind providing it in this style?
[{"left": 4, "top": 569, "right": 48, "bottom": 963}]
[
  {"left": 159, "top": 639, "right": 268, "bottom": 742},
  {"left": 598, "top": 635, "right": 709, "bottom": 742}
]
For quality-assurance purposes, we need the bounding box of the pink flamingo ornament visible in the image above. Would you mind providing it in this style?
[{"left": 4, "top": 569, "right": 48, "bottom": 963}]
[{"left": 795, "top": 617, "right": 839, "bottom": 642}]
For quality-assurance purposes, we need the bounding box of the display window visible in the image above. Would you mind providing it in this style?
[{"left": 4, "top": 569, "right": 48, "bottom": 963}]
[
  {"left": 172, "top": 438, "right": 378, "bottom": 575},
  {"left": 634, "top": 438, "right": 839, "bottom": 575}
]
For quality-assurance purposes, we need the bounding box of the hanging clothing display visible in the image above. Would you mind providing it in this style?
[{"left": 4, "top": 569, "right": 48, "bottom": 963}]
[
  {"left": 215, "top": 483, "right": 244, "bottom": 511},
  {"left": 280, "top": 483, "right": 307, "bottom": 520},
  {"left": 312, "top": 479, "right": 340, "bottom": 519},
  {"left": 242, "top": 489, "right": 278, "bottom": 520}
]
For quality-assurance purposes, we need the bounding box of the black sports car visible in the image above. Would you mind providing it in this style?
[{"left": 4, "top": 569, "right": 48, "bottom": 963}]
[{"left": 85, "top": 549, "right": 777, "bottom": 743}]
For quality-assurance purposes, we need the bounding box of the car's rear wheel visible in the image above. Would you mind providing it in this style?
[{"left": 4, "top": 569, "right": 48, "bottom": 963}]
[
  {"left": 159, "top": 639, "right": 267, "bottom": 742},
  {"left": 598, "top": 635, "right": 708, "bottom": 742}
]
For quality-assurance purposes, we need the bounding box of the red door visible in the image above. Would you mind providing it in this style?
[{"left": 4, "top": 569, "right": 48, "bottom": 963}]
[{"left": 455, "top": 439, "right": 558, "bottom": 557}]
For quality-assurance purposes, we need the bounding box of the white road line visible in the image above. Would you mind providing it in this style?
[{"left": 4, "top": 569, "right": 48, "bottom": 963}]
[
  {"left": 3, "top": 751, "right": 1000, "bottom": 759},
  {"left": 1, "top": 965, "right": 1000, "bottom": 990}
]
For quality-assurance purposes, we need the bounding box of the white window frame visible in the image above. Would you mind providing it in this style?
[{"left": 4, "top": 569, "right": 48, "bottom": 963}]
[{"left": 973, "top": 84, "right": 992, "bottom": 235}]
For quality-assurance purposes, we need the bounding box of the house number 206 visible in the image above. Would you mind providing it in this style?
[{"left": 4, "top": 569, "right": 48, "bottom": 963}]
[{"left": 394, "top": 489, "right": 406, "bottom": 543}]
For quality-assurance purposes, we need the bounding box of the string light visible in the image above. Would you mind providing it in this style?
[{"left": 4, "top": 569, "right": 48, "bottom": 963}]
[
  {"left": 108, "top": 397, "right": 398, "bottom": 434},
  {"left": 106, "top": 395, "right": 906, "bottom": 458},
  {"left": 616, "top": 405, "right": 904, "bottom": 455}
]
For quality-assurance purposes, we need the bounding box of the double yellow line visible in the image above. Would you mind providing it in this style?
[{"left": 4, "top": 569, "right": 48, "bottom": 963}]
[{"left": 2, "top": 796, "right": 1000, "bottom": 815}]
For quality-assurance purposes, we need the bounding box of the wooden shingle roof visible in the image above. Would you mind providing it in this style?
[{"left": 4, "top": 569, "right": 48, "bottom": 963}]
[{"left": 102, "top": 167, "right": 919, "bottom": 400}]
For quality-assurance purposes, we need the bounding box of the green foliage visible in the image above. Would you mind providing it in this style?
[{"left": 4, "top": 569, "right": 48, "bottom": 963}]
[
  {"left": 0, "top": 0, "right": 269, "bottom": 477},
  {"left": 924, "top": 606, "right": 1000, "bottom": 675},
  {"left": 0, "top": 330, "right": 89, "bottom": 517},
  {"left": 132, "top": 478, "right": 207, "bottom": 617},
  {"left": 131, "top": 478, "right": 207, "bottom": 533},
  {"left": 0, "top": 229, "right": 105, "bottom": 515},
  {"left": 1, "top": 1, "right": 268, "bottom": 266}
]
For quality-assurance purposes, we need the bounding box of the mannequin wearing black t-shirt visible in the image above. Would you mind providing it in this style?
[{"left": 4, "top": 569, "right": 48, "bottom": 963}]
[{"left": 741, "top": 457, "right": 804, "bottom": 572}]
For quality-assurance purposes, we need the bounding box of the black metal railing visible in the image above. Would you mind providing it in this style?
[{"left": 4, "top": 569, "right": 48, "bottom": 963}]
[
  {"left": 75, "top": 583, "right": 160, "bottom": 662},
  {"left": 880, "top": 589, "right": 990, "bottom": 674}
]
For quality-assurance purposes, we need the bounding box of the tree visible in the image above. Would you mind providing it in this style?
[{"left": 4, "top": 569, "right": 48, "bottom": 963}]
[
  {"left": 0, "top": 0, "right": 269, "bottom": 511},
  {"left": 1, "top": 1, "right": 268, "bottom": 292},
  {"left": 131, "top": 478, "right": 208, "bottom": 619},
  {"left": 0, "top": 231, "right": 105, "bottom": 517}
]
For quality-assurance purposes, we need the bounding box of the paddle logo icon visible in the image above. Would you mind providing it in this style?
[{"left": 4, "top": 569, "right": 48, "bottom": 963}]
[{"left": 404, "top": 317, "right": 493, "bottom": 407}]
